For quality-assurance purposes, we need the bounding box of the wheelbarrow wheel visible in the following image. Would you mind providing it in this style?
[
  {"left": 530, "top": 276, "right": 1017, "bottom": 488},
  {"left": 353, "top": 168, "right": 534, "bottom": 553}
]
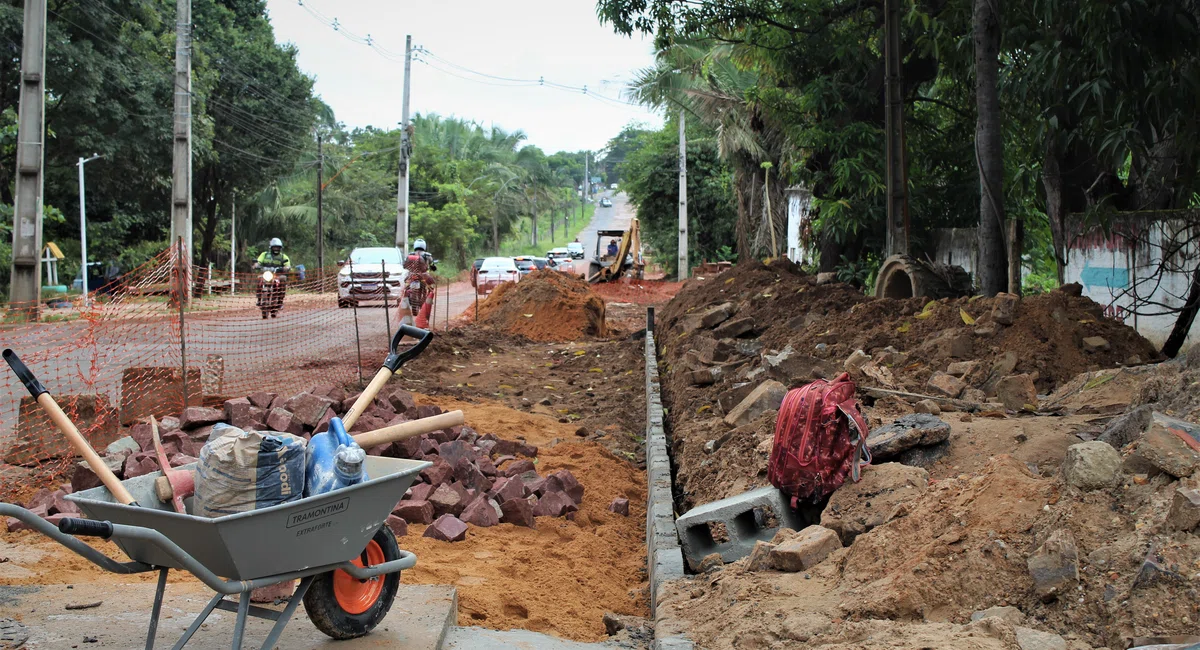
[{"left": 304, "top": 525, "right": 401, "bottom": 639}]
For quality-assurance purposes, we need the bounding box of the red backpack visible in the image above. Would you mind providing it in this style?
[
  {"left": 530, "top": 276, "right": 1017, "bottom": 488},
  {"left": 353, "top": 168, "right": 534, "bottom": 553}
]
[{"left": 768, "top": 373, "right": 871, "bottom": 506}]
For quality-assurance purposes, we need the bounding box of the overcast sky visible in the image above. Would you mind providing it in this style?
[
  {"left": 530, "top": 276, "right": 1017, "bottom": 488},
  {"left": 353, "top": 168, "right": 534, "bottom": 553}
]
[{"left": 263, "top": 0, "right": 664, "bottom": 154}]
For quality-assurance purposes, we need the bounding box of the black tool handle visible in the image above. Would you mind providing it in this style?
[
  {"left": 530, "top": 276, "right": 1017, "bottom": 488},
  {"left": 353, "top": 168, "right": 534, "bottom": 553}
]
[
  {"left": 59, "top": 518, "right": 114, "bottom": 539},
  {"left": 3, "top": 349, "right": 47, "bottom": 398},
  {"left": 382, "top": 325, "right": 433, "bottom": 372}
]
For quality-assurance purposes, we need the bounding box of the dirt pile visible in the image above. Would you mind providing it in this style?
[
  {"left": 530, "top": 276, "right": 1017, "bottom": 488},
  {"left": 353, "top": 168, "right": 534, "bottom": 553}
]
[
  {"left": 655, "top": 455, "right": 1199, "bottom": 649},
  {"left": 475, "top": 270, "right": 607, "bottom": 342},
  {"left": 660, "top": 260, "right": 1158, "bottom": 397}
]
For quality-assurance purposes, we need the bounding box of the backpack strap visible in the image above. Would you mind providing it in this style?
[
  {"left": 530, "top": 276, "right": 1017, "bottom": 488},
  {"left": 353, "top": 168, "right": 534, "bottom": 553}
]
[{"left": 837, "top": 398, "right": 872, "bottom": 482}]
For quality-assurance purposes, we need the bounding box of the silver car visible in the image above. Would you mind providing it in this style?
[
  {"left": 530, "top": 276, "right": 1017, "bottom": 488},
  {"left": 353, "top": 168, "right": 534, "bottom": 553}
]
[{"left": 338, "top": 247, "right": 407, "bottom": 307}]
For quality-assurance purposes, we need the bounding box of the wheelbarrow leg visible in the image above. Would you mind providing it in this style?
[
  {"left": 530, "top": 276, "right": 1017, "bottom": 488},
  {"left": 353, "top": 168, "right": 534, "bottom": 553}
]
[
  {"left": 145, "top": 567, "right": 170, "bottom": 650},
  {"left": 258, "top": 576, "right": 315, "bottom": 650},
  {"left": 231, "top": 595, "right": 251, "bottom": 649},
  {"left": 171, "top": 592, "right": 224, "bottom": 650}
]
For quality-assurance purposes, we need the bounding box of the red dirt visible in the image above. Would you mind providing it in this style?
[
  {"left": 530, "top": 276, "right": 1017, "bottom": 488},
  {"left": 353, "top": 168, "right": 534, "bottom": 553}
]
[{"left": 474, "top": 270, "right": 607, "bottom": 342}]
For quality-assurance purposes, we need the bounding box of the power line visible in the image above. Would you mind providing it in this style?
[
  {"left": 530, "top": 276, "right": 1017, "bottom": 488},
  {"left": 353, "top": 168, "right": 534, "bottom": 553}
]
[{"left": 294, "top": 0, "right": 646, "bottom": 110}]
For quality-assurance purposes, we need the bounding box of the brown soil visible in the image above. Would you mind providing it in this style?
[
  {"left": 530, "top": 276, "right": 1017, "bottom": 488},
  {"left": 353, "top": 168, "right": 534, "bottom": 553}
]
[
  {"left": 475, "top": 270, "right": 607, "bottom": 342},
  {"left": 650, "top": 260, "right": 1195, "bottom": 649},
  {"left": 660, "top": 260, "right": 1159, "bottom": 396},
  {"left": 400, "top": 394, "right": 648, "bottom": 641},
  {"left": 0, "top": 351, "right": 651, "bottom": 645},
  {"left": 404, "top": 328, "right": 650, "bottom": 466}
]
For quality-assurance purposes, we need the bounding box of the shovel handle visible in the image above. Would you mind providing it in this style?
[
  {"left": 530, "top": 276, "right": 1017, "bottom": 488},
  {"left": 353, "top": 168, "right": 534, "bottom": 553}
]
[
  {"left": 343, "top": 326, "right": 432, "bottom": 430},
  {"left": 352, "top": 410, "right": 465, "bottom": 449},
  {"left": 4, "top": 349, "right": 138, "bottom": 506}
]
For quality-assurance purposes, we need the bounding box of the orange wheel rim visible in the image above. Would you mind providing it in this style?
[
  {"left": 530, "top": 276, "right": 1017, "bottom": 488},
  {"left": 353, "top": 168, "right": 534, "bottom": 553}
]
[{"left": 333, "top": 540, "right": 386, "bottom": 614}]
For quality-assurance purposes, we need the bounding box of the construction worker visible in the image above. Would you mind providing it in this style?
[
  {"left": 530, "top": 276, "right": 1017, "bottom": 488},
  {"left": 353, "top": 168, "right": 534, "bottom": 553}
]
[
  {"left": 401, "top": 238, "right": 436, "bottom": 328},
  {"left": 607, "top": 238, "right": 619, "bottom": 257},
  {"left": 253, "top": 238, "right": 291, "bottom": 270}
]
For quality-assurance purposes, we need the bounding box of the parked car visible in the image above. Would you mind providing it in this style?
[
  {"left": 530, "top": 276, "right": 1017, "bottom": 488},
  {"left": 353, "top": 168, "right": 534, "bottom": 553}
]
[
  {"left": 470, "top": 257, "right": 485, "bottom": 287},
  {"left": 337, "top": 246, "right": 407, "bottom": 307},
  {"left": 513, "top": 256, "right": 538, "bottom": 276},
  {"left": 531, "top": 257, "right": 550, "bottom": 270},
  {"left": 476, "top": 257, "right": 520, "bottom": 294},
  {"left": 546, "top": 247, "right": 571, "bottom": 261},
  {"left": 550, "top": 258, "right": 575, "bottom": 274},
  {"left": 567, "top": 242, "right": 584, "bottom": 260},
  {"left": 599, "top": 197, "right": 613, "bottom": 208}
]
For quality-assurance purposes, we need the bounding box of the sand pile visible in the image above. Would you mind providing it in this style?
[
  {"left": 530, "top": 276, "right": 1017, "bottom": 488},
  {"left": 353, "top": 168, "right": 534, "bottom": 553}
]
[{"left": 476, "top": 270, "right": 606, "bottom": 342}]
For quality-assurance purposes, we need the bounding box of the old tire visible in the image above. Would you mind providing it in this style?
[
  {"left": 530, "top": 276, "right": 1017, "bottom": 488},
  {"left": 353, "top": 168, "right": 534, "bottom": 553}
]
[{"left": 304, "top": 525, "right": 401, "bottom": 640}]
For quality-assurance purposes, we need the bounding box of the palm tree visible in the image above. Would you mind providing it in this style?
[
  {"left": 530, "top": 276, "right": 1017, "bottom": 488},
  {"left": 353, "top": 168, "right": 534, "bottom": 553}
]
[{"left": 628, "top": 39, "right": 792, "bottom": 260}]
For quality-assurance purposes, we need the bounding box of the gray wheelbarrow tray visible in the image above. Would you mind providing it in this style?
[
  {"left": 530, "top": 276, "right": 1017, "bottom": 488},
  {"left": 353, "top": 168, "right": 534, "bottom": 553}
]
[{"left": 0, "top": 455, "right": 430, "bottom": 650}]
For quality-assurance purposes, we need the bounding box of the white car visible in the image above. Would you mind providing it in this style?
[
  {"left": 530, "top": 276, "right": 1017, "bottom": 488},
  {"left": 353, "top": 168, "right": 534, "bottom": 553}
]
[
  {"left": 551, "top": 258, "right": 575, "bottom": 274},
  {"left": 476, "top": 257, "right": 520, "bottom": 294},
  {"left": 338, "top": 247, "right": 407, "bottom": 307},
  {"left": 546, "top": 247, "right": 571, "bottom": 261}
]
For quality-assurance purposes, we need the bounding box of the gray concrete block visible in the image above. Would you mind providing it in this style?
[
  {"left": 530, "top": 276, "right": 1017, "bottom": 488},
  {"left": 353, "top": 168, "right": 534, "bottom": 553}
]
[
  {"left": 655, "top": 636, "right": 696, "bottom": 650},
  {"left": 675, "top": 486, "right": 805, "bottom": 569}
]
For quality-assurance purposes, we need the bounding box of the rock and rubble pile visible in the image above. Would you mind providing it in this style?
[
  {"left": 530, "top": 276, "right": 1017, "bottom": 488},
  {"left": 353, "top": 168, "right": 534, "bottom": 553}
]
[
  {"left": 5, "top": 384, "right": 597, "bottom": 537},
  {"left": 475, "top": 269, "right": 607, "bottom": 342},
  {"left": 649, "top": 260, "right": 1200, "bottom": 649}
]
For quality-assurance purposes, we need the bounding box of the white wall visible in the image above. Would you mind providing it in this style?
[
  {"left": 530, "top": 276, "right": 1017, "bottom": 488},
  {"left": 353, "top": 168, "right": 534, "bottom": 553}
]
[
  {"left": 785, "top": 186, "right": 813, "bottom": 264},
  {"left": 931, "top": 221, "right": 1199, "bottom": 350}
]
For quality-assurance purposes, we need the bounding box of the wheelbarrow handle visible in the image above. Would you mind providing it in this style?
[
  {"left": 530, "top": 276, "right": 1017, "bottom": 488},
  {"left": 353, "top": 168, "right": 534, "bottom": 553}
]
[
  {"left": 383, "top": 325, "right": 433, "bottom": 373},
  {"left": 59, "top": 517, "right": 114, "bottom": 539}
]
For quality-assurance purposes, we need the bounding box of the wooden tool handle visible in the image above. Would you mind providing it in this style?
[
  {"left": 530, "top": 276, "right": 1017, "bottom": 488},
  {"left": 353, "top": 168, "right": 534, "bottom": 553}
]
[
  {"left": 38, "top": 393, "right": 137, "bottom": 505},
  {"left": 352, "top": 410, "right": 465, "bottom": 449},
  {"left": 342, "top": 367, "right": 393, "bottom": 430}
]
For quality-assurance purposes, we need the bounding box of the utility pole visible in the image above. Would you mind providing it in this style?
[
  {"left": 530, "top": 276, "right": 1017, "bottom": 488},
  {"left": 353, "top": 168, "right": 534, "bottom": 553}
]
[
  {"left": 170, "top": 0, "right": 193, "bottom": 303},
  {"left": 678, "top": 111, "right": 689, "bottom": 281},
  {"left": 317, "top": 134, "right": 325, "bottom": 275},
  {"left": 883, "top": 0, "right": 909, "bottom": 258},
  {"left": 230, "top": 193, "right": 236, "bottom": 292},
  {"left": 395, "top": 35, "right": 413, "bottom": 254},
  {"left": 77, "top": 154, "right": 102, "bottom": 301},
  {"left": 8, "top": 0, "right": 47, "bottom": 312}
]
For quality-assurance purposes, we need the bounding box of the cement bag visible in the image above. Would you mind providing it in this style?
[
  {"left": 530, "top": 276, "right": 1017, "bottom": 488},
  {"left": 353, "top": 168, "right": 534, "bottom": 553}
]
[{"left": 194, "top": 425, "right": 307, "bottom": 518}]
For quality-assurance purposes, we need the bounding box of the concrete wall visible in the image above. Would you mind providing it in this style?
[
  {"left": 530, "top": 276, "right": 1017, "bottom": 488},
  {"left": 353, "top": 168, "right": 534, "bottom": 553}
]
[
  {"left": 931, "top": 220, "right": 1199, "bottom": 350},
  {"left": 785, "top": 186, "right": 814, "bottom": 264}
]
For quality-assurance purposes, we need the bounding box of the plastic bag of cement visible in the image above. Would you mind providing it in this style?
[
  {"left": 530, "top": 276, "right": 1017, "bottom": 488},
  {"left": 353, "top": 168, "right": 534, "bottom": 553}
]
[{"left": 194, "top": 425, "right": 307, "bottom": 518}]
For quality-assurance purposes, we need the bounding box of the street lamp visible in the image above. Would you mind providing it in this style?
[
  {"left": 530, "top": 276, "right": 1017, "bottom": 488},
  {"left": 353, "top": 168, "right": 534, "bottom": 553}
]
[{"left": 78, "top": 153, "right": 102, "bottom": 301}]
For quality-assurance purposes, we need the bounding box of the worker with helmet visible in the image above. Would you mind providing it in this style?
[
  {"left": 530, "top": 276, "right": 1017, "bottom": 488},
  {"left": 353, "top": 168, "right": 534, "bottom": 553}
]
[
  {"left": 253, "top": 238, "right": 291, "bottom": 270},
  {"left": 401, "top": 238, "right": 437, "bottom": 328}
]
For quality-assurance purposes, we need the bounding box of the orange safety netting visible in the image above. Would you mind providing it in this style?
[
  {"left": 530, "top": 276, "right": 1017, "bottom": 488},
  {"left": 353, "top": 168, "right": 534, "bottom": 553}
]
[{"left": 0, "top": 244, "right": 459, "bottom": 500}]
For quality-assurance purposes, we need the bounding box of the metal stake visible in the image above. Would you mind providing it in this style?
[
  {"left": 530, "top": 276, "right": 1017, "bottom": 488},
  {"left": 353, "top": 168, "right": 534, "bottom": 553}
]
[
  {"left": 349, "top": 260, "right": 364, "bottom": 387},
  {"left": 176, "top": 237, "right": 188, "bottom": 409},
  {"left": 381, "top": 260, "right": 392, "bottom": 349}
]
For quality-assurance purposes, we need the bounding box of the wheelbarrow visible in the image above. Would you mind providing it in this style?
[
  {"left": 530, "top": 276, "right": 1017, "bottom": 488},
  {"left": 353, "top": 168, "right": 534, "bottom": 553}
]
[{"left": 0, "top": 325, "right": 442, "bottom": 649}]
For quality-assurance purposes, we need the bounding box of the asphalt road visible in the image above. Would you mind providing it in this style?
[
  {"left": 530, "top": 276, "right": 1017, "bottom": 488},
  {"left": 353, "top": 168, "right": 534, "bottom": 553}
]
[{"left": 576, "top": 191, "right": 634, "bottom": 276}]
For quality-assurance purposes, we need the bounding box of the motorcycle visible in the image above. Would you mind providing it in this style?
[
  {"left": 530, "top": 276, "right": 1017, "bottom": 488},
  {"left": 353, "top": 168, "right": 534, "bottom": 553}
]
[{"left": 256, "top": 264, "right": 288, "bottom": 319}]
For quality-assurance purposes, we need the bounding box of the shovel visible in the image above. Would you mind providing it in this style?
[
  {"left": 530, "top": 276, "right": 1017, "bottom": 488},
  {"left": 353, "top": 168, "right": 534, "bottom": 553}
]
[
  {"left": 3, "top": 349, "right": 139, "bottom": 506},
  {"left": 342, "top": 324, "right": 433, "bottom": 430}
]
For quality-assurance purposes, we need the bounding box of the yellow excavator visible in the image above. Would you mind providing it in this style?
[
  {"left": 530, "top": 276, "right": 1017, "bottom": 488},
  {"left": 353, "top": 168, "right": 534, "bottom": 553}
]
[{"left": 587, "top": 218, "right": 645, "bottom": 283}]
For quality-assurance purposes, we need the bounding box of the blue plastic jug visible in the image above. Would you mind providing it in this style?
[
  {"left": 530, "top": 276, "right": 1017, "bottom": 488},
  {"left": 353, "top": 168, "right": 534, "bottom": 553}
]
[{"left": 304, "top": 417, "right": 368, "bottom": 497}]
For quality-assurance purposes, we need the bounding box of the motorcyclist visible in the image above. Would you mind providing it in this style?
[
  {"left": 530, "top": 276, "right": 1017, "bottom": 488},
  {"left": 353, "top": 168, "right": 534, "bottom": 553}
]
[
  {"left": 253, "top": 238, "right": 291, "bottom": 315},
  {"left": 253, "top": 238, "right": 291, "bottom": 271},
  {"left": 401, "top": 238, "right": 437, "bottom": 328}
]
